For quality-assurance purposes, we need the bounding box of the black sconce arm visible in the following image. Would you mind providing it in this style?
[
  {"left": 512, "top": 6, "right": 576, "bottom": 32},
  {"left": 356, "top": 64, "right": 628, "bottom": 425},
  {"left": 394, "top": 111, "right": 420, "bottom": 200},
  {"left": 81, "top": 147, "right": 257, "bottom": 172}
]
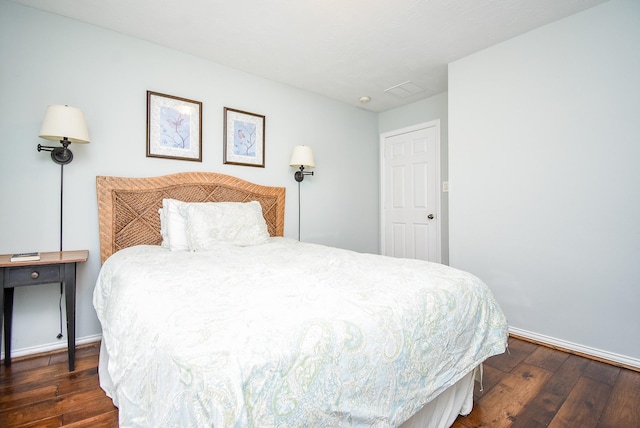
[
  {"left": 37, "top": 138, "right": 73, "bottom": 165},
  {"left": 294, "top": 165, "right": 314, "bottom": 182}
]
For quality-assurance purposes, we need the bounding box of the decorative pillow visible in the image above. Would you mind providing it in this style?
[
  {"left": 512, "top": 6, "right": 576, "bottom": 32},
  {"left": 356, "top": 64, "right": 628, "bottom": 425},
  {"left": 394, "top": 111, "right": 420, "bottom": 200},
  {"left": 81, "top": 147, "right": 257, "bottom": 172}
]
[
  {"left": 185, "top": 201, "right": 270, "bottom": 249},
  {"left": 162, "top": 199, "right": 190, "bottom": 251}
]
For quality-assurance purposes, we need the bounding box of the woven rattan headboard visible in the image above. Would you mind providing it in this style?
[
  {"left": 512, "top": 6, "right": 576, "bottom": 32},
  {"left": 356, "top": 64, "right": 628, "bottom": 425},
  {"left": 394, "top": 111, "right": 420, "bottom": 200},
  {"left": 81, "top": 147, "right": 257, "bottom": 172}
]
[{"left": 96, "top": 172, "right": 286, "bottom": 264}]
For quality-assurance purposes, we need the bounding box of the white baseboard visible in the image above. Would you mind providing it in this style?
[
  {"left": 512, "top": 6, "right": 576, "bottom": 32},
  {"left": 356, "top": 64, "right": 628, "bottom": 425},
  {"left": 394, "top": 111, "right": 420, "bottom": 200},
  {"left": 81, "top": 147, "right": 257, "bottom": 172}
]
[
  {"left": 509, "top": 327, "right": 640, "bottom": 371},
  {"left": 1, "top": 333, "right": 102, "bottom": 360}
]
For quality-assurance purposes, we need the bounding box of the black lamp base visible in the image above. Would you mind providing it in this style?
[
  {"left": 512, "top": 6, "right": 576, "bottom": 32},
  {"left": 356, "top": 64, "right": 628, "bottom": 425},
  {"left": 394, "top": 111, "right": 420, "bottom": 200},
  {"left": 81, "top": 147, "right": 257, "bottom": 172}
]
[{"left": 51, "top": 146, "right": 73, "bottom": 165}]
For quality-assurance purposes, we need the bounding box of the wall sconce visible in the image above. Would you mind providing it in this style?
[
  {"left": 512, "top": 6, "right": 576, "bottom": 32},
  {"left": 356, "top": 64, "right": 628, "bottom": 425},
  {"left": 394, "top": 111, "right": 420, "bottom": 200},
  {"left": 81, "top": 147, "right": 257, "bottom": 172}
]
[
  {"left": 289, "top": 145, "right": 315, "bottom": 241},
  {"left": 37, "top": 104, "right": 90, "bottom": 341},
  {"left": 289, "top": 145, "right": 315, "bottom": 182},
  {"left": 37, "top": 105, "right": 90, "bottom": 251},
  {"left": 38, "top": 105, "right": 90, "bottom": 166}
]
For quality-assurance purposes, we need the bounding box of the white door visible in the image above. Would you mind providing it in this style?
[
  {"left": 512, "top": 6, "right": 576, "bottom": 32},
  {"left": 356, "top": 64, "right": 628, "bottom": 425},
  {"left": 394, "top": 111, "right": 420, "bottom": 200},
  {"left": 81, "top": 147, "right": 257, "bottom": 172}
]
[{"left": 381, "top": 121, "right": 441, "bottom": 262}]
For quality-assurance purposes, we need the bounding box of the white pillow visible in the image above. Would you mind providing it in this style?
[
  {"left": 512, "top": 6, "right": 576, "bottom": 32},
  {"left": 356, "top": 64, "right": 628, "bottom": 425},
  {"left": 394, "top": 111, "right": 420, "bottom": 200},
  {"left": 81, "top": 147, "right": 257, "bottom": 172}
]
[
  {"left": 185, "top": 201, "right": 270, "bottom": 249},
  {"left": 162, "top": 199, "right": 190, "bottom": 251},
  {"left": 158, "top": 208, "right": 169, "bottom": 248}
]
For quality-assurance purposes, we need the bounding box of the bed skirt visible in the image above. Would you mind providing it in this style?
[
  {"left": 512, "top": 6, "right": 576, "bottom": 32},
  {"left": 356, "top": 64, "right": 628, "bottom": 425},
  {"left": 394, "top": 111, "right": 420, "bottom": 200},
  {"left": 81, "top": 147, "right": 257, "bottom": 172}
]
[{"left": 399, "top": 368, "right": 476, "bottom": 428}]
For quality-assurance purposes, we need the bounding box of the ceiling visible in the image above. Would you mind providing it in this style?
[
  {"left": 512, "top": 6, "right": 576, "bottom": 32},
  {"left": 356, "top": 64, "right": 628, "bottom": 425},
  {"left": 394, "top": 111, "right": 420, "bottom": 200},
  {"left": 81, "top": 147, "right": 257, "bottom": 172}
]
[{"left": 12, "top": 0, "right": 607, "bottom": 112}]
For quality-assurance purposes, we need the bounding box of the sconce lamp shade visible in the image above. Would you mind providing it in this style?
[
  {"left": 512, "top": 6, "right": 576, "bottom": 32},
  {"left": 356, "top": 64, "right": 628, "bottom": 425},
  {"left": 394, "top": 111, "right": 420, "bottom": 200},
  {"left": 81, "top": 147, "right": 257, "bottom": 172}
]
[
  {"left": 289, "top": 145, "right": 315, "bottom": 168},
  {"left": 39, "top": 105, "right": 90, "bottom": 144}
]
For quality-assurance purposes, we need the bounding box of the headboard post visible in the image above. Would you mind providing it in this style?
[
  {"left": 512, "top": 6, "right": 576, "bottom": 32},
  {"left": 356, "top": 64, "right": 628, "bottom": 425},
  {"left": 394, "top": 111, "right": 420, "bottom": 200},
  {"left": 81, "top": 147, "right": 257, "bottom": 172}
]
[{"left": 96, "top": 172, "right": 285, "bottom": 264}]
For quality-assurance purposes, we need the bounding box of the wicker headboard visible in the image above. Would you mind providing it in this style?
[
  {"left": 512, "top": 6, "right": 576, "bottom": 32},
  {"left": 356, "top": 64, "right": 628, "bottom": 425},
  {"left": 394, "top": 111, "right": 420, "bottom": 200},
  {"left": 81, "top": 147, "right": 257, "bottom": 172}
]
[{"left": 96, "top": 172, "right": 286, "bottom": 264}]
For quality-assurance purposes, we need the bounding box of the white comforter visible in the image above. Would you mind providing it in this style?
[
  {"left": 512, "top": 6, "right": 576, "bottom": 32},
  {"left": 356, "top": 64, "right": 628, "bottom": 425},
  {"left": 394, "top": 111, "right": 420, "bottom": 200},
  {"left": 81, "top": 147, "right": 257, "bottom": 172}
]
[{"left": 93, "top": 238, "right": 507, "bottom": 427}]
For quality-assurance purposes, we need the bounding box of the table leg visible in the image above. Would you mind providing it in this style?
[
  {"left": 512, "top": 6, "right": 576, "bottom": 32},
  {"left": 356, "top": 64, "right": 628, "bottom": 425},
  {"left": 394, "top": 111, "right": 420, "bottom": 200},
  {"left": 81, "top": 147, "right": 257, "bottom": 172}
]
[
  {"left": 3, "top": 288, "right": 14, "bottom": 367},
  {"left": 63, "top": 263, "right": 76, "bottom": 371},
  {"left": 0, "top": 273, "right": 3, "bottom": 366}
]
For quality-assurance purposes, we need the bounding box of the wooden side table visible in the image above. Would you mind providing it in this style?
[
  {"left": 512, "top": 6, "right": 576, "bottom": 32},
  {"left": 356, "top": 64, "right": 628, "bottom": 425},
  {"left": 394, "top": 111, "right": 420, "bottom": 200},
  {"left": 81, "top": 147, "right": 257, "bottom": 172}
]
[{"left": 0, "top": 250, "right": 88, "bottom": 371}]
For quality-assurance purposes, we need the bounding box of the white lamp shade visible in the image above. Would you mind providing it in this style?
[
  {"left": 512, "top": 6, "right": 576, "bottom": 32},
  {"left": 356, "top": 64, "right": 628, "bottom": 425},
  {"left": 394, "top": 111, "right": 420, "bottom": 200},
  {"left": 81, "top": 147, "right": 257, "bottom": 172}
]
[
  {"left": 39, "top": 105, "right": 90, "bottom": 144},
  {"left": 289, "top": 145, "right": 315, "bottom": 168}
]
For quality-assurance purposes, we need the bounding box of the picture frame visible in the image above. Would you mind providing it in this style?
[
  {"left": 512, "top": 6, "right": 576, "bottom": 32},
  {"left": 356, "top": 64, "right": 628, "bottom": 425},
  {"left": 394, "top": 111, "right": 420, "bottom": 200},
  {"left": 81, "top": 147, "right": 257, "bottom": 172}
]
[
  {"left": 147, "top": 91, "right": 202, "bottom": 162},
  {"left": 223, "top": 107, "right": 265, "bottom": 168}
]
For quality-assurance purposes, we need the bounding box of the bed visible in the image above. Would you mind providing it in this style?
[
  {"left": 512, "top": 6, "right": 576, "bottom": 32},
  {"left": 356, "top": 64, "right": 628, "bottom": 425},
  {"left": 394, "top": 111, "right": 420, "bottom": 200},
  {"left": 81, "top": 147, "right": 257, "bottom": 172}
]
[{"left": 94, "top": 172, "right": 508, "bottom": 427}]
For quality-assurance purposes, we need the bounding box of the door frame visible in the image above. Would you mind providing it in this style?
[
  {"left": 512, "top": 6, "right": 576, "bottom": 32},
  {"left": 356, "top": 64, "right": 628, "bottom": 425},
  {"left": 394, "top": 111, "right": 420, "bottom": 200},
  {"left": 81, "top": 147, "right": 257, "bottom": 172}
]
[{"left": 379, "top": 120, "right": 442, "bottom": 262}]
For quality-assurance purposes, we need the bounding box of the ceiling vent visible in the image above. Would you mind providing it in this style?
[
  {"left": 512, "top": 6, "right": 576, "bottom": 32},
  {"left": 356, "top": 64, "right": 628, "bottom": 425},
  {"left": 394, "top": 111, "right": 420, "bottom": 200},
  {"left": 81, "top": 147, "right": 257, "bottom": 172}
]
[{"left": 384, "top": 81, "right": 425, "bottom": 98}]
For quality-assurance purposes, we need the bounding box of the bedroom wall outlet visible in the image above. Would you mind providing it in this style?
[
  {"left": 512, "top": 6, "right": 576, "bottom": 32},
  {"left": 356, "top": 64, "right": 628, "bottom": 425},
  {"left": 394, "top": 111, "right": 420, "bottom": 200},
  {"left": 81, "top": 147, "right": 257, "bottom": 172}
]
[{"left": 442, "top": 181, "right": 449, "bottom": 192}]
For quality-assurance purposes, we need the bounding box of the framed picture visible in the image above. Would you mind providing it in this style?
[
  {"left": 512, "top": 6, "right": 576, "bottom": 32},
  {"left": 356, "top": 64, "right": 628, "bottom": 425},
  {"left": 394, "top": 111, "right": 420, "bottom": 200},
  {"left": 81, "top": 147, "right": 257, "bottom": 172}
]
[
  {"left": 223, "top": 107, "right": 265, "bottom": 167},
  {"left": 147, "top": 91, "right": 202, "bottom": 162}
]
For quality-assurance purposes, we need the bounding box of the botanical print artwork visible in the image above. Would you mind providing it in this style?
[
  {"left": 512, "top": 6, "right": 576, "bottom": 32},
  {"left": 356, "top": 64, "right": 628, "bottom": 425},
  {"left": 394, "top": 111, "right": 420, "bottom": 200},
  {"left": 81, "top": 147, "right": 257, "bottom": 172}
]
[
  {"left": 160, "top": 106, "right": 191, "bottom": 150},
  {"left": 223, "top": 107, "right": 265, "bottom": 167},
  {"left": 233, "top": 120, "right": 256, "bottom": 156},
  {"left": 146, "top": 91, "right": 202, "bottom": 162}
]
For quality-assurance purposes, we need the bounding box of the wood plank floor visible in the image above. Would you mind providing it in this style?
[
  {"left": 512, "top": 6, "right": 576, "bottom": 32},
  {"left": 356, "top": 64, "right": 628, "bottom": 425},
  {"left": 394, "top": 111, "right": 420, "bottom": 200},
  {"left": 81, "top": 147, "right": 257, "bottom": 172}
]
[
  {"left": 453, "top": 337, "right": 640, "bottom": 428},
  {"left": 1, "top": 337, "right": 639, "bottom": 427}
]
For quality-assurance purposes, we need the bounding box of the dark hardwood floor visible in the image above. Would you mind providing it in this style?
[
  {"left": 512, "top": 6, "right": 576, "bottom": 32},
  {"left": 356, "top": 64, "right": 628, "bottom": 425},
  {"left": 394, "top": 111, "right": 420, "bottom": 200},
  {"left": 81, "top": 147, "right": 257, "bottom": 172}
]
[
  {"left": 0, "top": 342, "right": 117, "bottom": 427},
  {"left": 1, "top": 337, "right": 638, "bottom": 427},
  {"left": 453, "top": 337, "right": 640, "bottom": 428}
]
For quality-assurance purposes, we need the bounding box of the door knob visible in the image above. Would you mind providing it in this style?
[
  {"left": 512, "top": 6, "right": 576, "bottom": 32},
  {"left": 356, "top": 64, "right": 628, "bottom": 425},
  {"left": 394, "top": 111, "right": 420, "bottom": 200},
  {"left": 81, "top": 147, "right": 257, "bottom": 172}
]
[{"left": 427, "top": 214, "right": 434, "bottom": 220}]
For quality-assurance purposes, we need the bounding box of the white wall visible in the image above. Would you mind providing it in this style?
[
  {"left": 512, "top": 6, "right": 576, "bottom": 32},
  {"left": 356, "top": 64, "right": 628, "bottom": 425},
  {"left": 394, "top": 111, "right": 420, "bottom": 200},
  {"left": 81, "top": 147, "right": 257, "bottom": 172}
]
[
  {"left": 0, "top": 0, "right": 379, "bottom": 356},
  {"left": 449, "top": 0, "right": 640, "bottom": 362},
  {"left": 379, "top": 92, "right": 449, "bottom": 265}
]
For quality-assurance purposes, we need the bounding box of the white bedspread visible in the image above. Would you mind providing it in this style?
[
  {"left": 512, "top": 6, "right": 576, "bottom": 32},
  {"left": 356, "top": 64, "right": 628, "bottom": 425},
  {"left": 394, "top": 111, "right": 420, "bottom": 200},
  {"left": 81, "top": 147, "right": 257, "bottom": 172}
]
[{"left": 93, "top": 238, "right": 507, "bottom": 427}]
